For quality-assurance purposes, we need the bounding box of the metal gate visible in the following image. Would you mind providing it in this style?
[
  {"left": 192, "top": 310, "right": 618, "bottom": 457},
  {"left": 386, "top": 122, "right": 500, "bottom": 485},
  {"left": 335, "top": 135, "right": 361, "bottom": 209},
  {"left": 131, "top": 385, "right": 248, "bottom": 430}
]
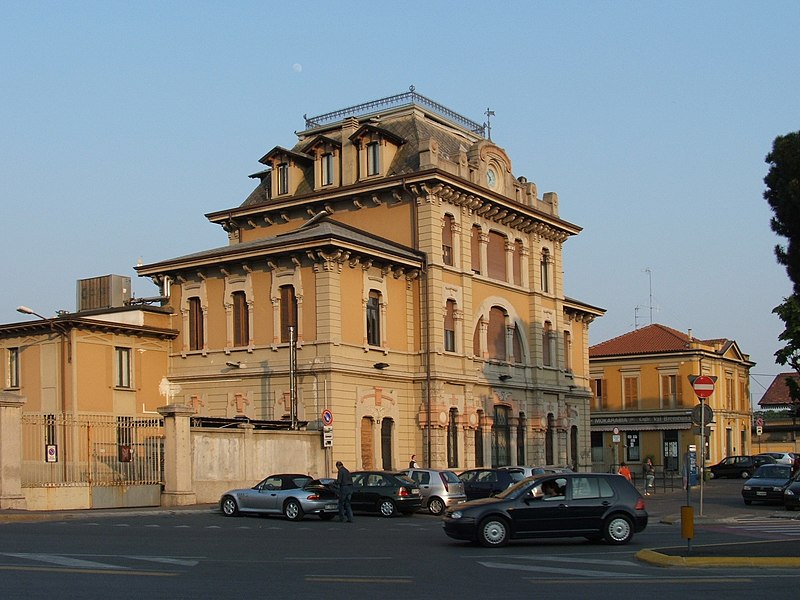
[{"left": 21, "top": 413, "right": 164, "bottom": 488}]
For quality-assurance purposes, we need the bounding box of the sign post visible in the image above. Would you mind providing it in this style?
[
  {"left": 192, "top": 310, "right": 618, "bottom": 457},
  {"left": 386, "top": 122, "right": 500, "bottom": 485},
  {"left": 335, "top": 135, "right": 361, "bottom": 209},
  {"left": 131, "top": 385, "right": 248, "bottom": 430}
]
[{"left": 689, "top": 375, "right": 716, "bottom": 516}]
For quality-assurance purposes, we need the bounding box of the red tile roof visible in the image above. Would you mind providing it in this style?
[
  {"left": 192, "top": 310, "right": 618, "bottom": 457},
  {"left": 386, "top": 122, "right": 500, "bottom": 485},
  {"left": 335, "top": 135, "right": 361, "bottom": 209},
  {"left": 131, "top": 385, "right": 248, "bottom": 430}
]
[
  {"left": 589, "top": 323, "right": 696, "bottom": 358},
  {"left": 758, "top": 373, "right": 800, "bottom": 407}
]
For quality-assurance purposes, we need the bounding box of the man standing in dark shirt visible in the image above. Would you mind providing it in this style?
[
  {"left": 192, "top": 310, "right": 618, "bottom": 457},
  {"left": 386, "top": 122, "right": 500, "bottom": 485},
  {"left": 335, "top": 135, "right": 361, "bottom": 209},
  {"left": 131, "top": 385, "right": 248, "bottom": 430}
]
[{"left": 336, "top": 460, "right": 354, "bottom": 523}]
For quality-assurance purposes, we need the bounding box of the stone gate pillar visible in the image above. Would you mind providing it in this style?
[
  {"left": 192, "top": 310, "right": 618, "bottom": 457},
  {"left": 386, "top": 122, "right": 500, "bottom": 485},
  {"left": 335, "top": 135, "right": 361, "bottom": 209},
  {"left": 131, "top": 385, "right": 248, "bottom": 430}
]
[
  {"left": 158, "top": 404, "right": 196, "bottom": 507},
  {"left": 0, "top": 391, "right": 26, "bottom": 509}
]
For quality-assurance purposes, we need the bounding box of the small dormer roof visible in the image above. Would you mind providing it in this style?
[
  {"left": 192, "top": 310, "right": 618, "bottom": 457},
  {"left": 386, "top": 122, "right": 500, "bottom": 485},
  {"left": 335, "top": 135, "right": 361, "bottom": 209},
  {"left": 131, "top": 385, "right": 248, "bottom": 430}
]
[
  {"left": 300, "top": 134, "right": 342, "bottom": 154},
  {"left": 348, "top": 123, "right": 406, "bottom": 146},
  {"left": 259, "top": 145, "right": 314, "bottom": 166}
]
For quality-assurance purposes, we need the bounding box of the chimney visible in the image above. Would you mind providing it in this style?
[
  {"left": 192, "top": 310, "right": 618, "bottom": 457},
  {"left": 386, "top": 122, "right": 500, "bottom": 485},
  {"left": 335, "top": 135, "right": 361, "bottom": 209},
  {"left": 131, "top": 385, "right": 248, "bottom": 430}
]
[{"left": 341, "top": 117, "right": 359, "bottom": 186}]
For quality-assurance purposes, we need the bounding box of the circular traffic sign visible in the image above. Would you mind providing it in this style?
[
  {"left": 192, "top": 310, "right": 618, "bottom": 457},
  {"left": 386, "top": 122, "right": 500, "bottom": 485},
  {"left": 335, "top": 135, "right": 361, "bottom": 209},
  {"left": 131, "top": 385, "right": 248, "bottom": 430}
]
[
  {"left": 321, "top": 409, "right": 334, "bottom": 426},
  {"left": 692, "top": 375, "right": 715, "bottom": 398}
]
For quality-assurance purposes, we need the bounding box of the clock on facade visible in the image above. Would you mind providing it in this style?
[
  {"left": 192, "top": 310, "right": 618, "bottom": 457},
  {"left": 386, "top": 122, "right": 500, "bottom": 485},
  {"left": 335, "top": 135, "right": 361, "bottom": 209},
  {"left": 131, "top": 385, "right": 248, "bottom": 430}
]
[{"left": 486, "top": 168, "right": 497, "bottom": 188}]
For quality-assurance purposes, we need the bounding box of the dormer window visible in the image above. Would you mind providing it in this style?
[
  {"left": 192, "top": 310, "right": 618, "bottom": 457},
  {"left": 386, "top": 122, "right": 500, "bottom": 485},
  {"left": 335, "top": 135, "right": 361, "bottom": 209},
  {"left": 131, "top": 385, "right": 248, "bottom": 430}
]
[
  {"left": 322, "top": 153, "right": 334, "bottom": 186},
  {"left": 367, "top": 142, "right": 380, "bottom": 176},
  {"left": 277, "top": 163, "right": 289, "bottom": 195}
]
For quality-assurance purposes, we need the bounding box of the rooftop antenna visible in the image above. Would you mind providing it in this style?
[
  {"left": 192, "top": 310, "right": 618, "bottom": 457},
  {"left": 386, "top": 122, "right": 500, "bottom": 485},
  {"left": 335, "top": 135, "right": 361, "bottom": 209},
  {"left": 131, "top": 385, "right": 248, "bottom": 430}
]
[
  {"left": 643, "top": 267, "right": 653, "bottom": 324},
  {"left": 484, "top": 107, "right": 495, "bottom": 140}
]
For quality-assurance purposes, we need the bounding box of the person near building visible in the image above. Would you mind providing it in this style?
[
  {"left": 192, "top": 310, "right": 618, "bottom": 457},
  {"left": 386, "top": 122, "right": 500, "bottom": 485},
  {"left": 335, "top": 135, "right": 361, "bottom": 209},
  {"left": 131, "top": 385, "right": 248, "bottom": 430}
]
[
  {"left": 618, "top": 462, "right": 632, "bottom": 482},
  {"left": 644, "top": 458, "right": 656, "bottom": 495},
  {"left": 335, "top": 460, "right": 354, "bottom": 523},
  {"left": 409, "top": 454, "right": 419, "bottom": 468}
]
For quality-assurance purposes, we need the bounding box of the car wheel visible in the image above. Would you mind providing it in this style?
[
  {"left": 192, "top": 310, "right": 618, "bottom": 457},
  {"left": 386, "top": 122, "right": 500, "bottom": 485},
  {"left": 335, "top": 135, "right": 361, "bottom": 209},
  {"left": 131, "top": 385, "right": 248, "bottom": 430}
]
[
  {"left": 221, "top": 495, "right": 239, "bottom": 517},
  {"left": 428, "top": 497, "right": 445, "bottom": 516},
  {"left": 283, "top": 499, "right": 304, "bottom": 521},
  {"left": 478, "top": 517, "right": 509, "bottom": 548},
  {"left": 740, "top": 471, "right": 750, "bottom": 479},
  {"left": 604, "top": 514, "right": 633, "bottom": 545},
  {"left": 744, "top": 499, "right": 752, "bottom": 505},
  {"left": 319, "top": 513, "right": 336, "bottom": 521},
  {"left": 378, "top": 498, "right": 397, "bottom": 517}
]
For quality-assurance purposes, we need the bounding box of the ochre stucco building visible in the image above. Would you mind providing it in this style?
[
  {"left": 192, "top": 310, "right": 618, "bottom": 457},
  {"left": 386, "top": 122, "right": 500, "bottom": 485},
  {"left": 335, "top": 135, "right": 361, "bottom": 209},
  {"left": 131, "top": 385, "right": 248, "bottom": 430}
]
[
  {"left": 136, "top": 90, "right": 604, "bottom": 473},
  {"left": 589, "top": 324, "right": 754, "bottom": 474}
]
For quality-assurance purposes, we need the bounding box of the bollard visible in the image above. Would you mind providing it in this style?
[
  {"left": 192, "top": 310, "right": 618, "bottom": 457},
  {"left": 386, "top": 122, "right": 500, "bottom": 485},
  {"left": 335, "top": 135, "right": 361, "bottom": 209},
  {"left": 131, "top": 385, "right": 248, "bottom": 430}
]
[{"left": 681, "top": 505, "right": 694, "bottom": 552}]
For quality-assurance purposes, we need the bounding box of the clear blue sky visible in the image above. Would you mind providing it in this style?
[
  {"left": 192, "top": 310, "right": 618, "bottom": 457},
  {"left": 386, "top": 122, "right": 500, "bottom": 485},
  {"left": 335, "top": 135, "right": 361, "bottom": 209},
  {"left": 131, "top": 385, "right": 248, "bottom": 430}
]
[{"left": 3, "top": 1, "right": 797, "bottom": 403}]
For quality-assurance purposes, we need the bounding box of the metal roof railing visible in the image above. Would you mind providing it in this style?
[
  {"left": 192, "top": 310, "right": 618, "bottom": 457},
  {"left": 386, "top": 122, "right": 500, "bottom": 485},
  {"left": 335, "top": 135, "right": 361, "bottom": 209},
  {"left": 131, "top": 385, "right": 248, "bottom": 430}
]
[{"left": 303, "top": 86, "right": 486, "bottom": 136}]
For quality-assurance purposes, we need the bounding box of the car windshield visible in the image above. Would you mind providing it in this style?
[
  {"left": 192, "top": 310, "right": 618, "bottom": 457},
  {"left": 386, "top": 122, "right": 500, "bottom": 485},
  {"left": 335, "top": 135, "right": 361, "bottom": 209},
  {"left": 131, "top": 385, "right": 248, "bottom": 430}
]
[
  {"left": 395, "top": 474, "right": 416, "bottom": 485},
  {"left": 753, "top": 465, "right": 792, "bottom": 479},
  {"left": 494, "top": 477, "right": 536, "bottom": 499},
  {"left": 441, "top": 471, "right": 460, "bottom": 483}
]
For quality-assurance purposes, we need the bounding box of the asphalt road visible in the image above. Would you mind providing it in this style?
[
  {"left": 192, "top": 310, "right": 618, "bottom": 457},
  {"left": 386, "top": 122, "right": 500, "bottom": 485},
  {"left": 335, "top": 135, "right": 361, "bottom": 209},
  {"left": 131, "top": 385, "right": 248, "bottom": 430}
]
[{"left": 1, "top": 479, "right": 799, "bottom": 599}]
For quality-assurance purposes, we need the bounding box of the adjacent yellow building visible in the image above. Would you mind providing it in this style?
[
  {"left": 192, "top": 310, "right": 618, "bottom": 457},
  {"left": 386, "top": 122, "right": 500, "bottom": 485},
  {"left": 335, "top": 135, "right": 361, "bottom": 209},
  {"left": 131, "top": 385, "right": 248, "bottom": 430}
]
[
  {"left": 589, "top": 324, "right": 754, "bottom": 473},
  {"left": 136, "top": 89, "right": 604, "bottom": 472}
]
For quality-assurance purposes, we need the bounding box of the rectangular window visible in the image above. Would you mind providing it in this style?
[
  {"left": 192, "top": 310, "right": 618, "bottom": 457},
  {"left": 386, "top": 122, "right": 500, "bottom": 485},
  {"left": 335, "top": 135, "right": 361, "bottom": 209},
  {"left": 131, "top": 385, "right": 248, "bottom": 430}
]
[
  {"left": 7, "top": 347, "right": 19, "bottom": 388},
  {"left": 233, "top": 291, "right": 249, "bottom": 347},
  {"left": 563, "top": 330, "right": 571, "bottom": 371},
  {"left": 661, "top": 374, "right": 680, "bottom": 408},
  {"left": 189, "top": 297, "right": 203, "bottom": 351},
  {"left": 278, "top": 162, "right": 289, "bottom": 195},
  {"left": 623, "top": 376, "right": 639, "bottom": 409},
  {"left": 115, "top": 347, "right": 131, "bottom": 388},
  {"left": 322, "top": 153, "right": 334, "bottom": 186},
  {"left": 444, "top": 300, "right": 456, "bottom": 352},
  {"left": 366, "top": 142, "right": 380, "bottom": 176},
  {"left": 592, "top": 379, "right": 607, "bottom": 410},
  {"left": 442, "top": 214, "right": 454, "bottom": 266},
  {"left": 540, "top": 249, "right": 550, "bottom": 293},
  {"left": 726, "top": 375, "right": 734, "bottom": 410},
  {"left": 280, "top": 286, "right": 297, "bottom": 344},
  {"left": 542, "top": 321, "right": 552, "bottom": 367},
  {"left": 366, "top": 291, "right": 381, "bottom": 346},
  {"left": 471, "top": 225, "right": 482, "bottom": 274},
  {"left": 625, "top": 431, "right": 640, "bottom": 462}
]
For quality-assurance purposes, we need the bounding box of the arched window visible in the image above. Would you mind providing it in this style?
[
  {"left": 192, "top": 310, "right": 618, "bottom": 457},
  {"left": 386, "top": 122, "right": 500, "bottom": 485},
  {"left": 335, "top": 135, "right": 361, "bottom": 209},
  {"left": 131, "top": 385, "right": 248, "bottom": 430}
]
[
  {"left": 280, "top": 285, "right": 297, "bottom": 343},
  {"left": 487, "top": 307, "right": 507, "bottom": 361},
  {"left": 512, "top": 324, "right": 524, "bottom": 364},
  {"left": 442, "top": 214, "right": 454, "bottom": 266},
  {"left": 366, "top": 290, "right": 382, "bottom": 346},
  {"left": 232, "top": 291, "right": 249, "bottom": 347},
  {"left": 447, "top": 408, "right": 459, "bottom": 468},
  {"left": 444, "top": 300, "right": 456, "bottom": 352},
  {"left": 487, "top": 231, "right": 507, "bottom": 281}
]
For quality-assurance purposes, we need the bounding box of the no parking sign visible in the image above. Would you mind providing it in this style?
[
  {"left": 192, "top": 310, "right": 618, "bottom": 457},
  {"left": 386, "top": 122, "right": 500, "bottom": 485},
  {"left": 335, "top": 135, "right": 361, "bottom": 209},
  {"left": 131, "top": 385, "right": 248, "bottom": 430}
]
[{"left": 322, "top": 409, "right": 334, "bottom": 426}]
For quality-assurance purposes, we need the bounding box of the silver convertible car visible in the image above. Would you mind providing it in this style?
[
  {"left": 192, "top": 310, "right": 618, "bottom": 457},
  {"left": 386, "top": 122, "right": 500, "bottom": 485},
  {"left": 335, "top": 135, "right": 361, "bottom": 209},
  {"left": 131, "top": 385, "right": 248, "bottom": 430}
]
[{"left": 220, "top": 474, "right": 339, "bottom": 521}]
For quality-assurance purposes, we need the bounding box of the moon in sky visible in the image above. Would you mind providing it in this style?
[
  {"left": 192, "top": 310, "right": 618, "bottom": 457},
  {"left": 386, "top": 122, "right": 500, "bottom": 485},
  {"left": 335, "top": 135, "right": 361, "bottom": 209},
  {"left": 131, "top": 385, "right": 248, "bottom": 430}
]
[{"left": 292, "top": 63, "right": 303, "bottom": 73}]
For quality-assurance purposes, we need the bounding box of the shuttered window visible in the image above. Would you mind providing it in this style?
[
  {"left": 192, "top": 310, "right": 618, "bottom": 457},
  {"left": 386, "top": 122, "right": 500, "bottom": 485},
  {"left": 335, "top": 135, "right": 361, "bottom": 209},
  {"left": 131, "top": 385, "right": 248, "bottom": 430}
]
[
  {"left": 624, "top": 377, "right": 639, "bottom": 409},
  {"left": 188, "top": 297, "right": 203, "bottom": 351},
  {"left": 232, "top": 291, "right": 248, "bottom": 347},
  {"left": 487, "top": 307, "right": 506, "bottom": 361},
  {"left": 592, "top": 378, "right": 608, "bottom": 410},
  {"left": 471, "top": 225, "right": 482, "bottom": 273},
  {"left": 487, "top": 231, "right": 507, "bottom": 281},
  {"left": 366, "top": 290, "right": 381, "bottom": 346},
  {"left": 280, "top": 285, "right": 297, "bottom": 343}
]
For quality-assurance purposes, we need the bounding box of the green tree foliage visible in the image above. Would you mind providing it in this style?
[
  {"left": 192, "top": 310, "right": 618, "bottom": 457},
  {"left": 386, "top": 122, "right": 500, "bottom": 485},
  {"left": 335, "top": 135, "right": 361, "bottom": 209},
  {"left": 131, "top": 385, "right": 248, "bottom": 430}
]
[
  {"left": 765, "top": 132, "right": 800, "bottom": 293},
  {"left": 766, "top": 131, "right": 800, "bottom": 407}
]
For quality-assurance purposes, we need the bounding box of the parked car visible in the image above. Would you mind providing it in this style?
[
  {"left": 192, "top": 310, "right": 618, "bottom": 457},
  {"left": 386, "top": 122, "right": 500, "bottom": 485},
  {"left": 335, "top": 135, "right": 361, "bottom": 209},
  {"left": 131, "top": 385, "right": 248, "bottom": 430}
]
[
  {"left": 756, "top": 452, "right": 795, "bottom": 465},
  {"left": 708, "top": 455, "right": 776, "bottom": 479},
  {"left": 351, "top": 471, "right": 422, "bottom": 517},
  {"left": 499, "top": 465, "right": 573, "bottom": 477},
  {"left": 442, "top": 473, "right": 648, "bottom": 547},
  {"left": 742, "top": 464, "right": 794, "bottom": 505},
  {"left": 220, "top": 474, "right": 338, "bottom": 521},
  {"left": 402, "top": 468, "right": 466, "bottom": 515},
  {"left": 783, "top": 472, "right": 800, "bottom": 510},
  {"left": 458, "top": 468, "right": 527, "bottom": 500}
]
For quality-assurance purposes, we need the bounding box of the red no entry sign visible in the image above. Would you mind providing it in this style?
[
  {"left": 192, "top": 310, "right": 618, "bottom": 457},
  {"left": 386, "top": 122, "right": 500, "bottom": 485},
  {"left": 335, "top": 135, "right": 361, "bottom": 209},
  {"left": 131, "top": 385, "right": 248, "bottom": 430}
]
[{"left": 692, "top": 375, "right": 715, "bottom": 398}]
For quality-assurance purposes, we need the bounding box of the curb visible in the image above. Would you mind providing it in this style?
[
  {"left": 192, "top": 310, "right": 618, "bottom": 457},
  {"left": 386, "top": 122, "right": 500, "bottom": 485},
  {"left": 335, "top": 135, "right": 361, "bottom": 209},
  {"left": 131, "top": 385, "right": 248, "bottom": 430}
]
[{"left": 636, "top": 547, "right": 800, "bottom": 568}]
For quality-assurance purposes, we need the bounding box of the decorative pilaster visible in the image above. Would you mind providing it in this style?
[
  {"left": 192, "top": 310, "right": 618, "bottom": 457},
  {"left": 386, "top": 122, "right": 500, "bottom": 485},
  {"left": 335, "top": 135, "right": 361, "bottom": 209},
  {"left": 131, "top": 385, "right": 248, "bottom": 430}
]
[{"left": 157, "top": 403, "right": 196, "bottom": 507}]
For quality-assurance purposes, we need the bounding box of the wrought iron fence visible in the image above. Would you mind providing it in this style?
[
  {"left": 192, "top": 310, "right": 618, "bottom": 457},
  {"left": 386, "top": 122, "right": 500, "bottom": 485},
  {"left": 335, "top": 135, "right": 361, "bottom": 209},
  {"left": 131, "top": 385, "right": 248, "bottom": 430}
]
[{"left": 21, "top": 413, "right": 164, "bottom": 487}]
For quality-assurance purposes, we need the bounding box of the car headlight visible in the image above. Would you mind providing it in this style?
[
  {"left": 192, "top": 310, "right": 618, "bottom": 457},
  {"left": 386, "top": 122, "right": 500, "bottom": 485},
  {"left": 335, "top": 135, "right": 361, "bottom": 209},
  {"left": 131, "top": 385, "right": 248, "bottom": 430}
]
[
  {"left": 449, "top": 510, "right": 463, "bottom": 520},
  {"left": 773, "top": 486, "right": 784, "bottom": 492},
  {"left": 786, "top": 489, "right": 795, "bottom": 497},
  {"left": 742, "top": 485, "right": 751, "bottom": 491}
]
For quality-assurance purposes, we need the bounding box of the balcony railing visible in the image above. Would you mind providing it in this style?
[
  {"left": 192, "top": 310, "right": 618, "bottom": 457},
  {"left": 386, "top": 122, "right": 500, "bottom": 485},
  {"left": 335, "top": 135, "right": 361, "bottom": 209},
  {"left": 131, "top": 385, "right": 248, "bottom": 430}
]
[{"left": 304, "top": 86, "right": 486, "bottom": 137}]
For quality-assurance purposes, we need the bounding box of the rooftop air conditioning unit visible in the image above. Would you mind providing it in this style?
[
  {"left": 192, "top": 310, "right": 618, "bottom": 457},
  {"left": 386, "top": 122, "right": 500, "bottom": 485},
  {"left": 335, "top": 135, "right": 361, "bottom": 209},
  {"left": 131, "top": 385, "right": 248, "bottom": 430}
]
[{"left": 76, "top": 275, "right": 131, "bottom": 312}]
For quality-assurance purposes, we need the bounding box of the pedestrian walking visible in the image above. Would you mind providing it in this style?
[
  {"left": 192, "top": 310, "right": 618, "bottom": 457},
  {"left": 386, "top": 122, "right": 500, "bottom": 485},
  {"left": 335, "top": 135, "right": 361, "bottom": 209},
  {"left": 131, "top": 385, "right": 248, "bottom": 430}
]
[
  {"left": 618, "top": 461, "right": 632, "bottom": 482},
  {"left": 335, "top": 460, "right": 354, "bottom": 523},
  {"left": 408, "top": 454, "right": 419, "bottom": 468},
  {"left": 644, "top": 458, "right": 656, "bottom": 495}
]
